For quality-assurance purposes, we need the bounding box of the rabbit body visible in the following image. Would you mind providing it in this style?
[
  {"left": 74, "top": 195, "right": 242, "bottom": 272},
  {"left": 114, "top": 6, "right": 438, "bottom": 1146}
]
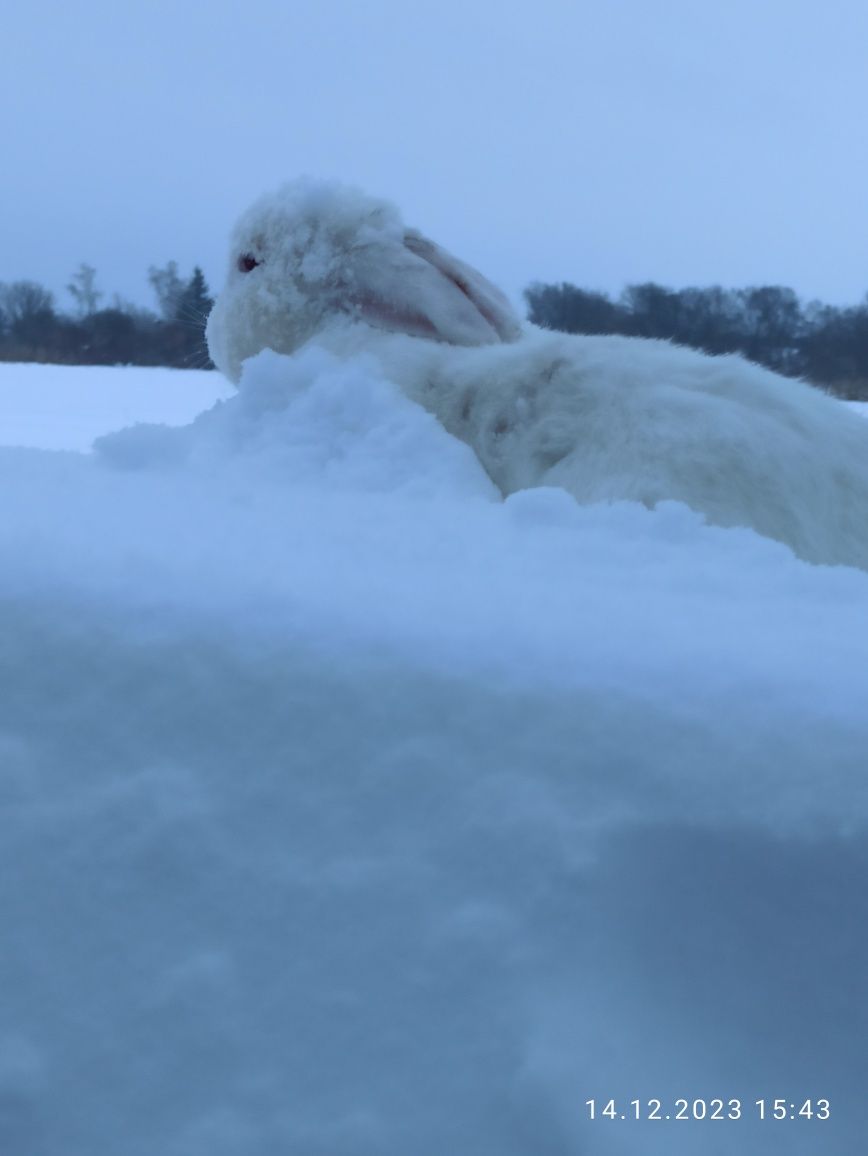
[{"left": 207, "top": 179, "right": 868, "bottom": 570}]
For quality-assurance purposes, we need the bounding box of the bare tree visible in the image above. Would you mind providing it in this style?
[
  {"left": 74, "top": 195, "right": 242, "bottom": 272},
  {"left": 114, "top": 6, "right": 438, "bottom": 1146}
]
[
  {"left": 0, "top": 281, "right": 56, "bottom": 346},
  {"left": 66, "top": 263, "right": 103, "bottom": 317},
  {"left": 148, "top": 261, "right": 185, "bottom": 321}
]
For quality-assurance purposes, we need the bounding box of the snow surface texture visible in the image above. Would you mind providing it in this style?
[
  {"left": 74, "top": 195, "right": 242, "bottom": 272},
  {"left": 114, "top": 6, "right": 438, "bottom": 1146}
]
[
  {"left": 2, "top": 358, "right": 868, "bottom": 1155},
  {"left": 207, "top": 177, "right": 868, "bottom": 571},
  {"left": 0, "top": 363, "right": 231, "bottom": 452}
]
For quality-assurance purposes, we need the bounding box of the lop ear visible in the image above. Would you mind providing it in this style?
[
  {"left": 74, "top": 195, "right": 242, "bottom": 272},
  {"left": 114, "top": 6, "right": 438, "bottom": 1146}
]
[{"left": 347, "top": 229, "right": 521, "bottom": 346}]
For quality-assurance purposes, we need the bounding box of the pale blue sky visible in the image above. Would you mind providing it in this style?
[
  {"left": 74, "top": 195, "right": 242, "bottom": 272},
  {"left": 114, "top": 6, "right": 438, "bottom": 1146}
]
[{"left": 4, "top": 0, "right": 868, "bottom": 312}]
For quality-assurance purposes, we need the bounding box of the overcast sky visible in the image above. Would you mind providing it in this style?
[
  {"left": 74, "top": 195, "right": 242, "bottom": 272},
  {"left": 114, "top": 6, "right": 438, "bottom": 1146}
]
[{"left": 4, "top": 0, "right": 868, "bottom": 315}]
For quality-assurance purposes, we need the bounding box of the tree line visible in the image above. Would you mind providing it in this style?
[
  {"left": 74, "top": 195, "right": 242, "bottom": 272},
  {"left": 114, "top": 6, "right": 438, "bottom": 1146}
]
[
  {"left": 525, "top": 281, "right": 868, "bottom": 399},
  {"left": 0, "top": 263, "right": 214, "bottom": 369},
  {"left": 4, "top": 259, "right": 868, "bottom": 399}
]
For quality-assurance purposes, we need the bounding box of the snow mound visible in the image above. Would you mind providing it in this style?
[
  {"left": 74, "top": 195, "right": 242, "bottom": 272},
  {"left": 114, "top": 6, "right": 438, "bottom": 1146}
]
[
  {"left": 2, "top": 353, "right": 867, "bottom": 1155},
  {"left": 96, "top": 347, "right": 499, "bottom": 501}
]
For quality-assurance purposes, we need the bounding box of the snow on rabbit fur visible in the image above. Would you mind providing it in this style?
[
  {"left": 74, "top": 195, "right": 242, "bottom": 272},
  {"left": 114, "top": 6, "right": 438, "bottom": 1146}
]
[{"left": 207, "top": 179, "right": 868, "bottom": 571}]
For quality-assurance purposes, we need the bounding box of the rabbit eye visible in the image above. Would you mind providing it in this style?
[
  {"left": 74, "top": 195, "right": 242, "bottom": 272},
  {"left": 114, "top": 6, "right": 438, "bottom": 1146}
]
[{"left": 237, "top": 253, "right": 260, "bottom": 273}]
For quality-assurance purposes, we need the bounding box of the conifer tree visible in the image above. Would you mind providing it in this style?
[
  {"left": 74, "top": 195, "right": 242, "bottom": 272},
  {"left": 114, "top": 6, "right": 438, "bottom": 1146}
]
[{"left": 176, "top": 267, "right": 213, "bottom": 324}]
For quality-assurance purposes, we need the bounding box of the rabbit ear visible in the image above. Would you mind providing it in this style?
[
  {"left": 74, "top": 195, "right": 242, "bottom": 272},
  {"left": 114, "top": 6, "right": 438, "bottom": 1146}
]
[
  {"left": 403, "top": 231, "right": 521, "bottom": 342},
  {"left": 348, "top": 229, "right": 521, "bottom": 346}
]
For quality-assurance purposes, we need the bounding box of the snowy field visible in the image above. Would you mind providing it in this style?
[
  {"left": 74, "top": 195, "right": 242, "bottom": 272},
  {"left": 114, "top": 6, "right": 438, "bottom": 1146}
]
[
  {"left": 1, "top": 355, "right": 867, "bottom": 1155},
  {"left": 0, "top": 362, "right": 233, "bottom": 452}
]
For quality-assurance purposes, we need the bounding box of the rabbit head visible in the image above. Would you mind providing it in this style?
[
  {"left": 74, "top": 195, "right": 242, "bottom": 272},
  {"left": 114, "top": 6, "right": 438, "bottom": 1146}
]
[{"left": 206, "top": 178, "right": 522, "bottom": 383}]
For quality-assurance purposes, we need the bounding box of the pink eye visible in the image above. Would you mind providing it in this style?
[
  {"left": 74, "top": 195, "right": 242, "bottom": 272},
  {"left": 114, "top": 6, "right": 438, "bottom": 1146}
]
[{"left": 237, "top": 253, "right": 260, "bottom": 273}]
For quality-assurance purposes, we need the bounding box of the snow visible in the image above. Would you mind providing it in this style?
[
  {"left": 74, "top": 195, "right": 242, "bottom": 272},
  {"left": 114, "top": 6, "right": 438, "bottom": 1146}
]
[
  {"left": 0, "top": 362, "right": 232, "bottom": 452},
  {"left": 1, "top": 355, "right": 867, "bottom": 1155}
]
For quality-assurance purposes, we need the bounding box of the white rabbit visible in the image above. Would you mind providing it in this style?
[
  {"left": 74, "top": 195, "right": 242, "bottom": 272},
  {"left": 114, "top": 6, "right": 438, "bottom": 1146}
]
[{"left": 207, "top": 178, "right": 868, "bottom": 571}]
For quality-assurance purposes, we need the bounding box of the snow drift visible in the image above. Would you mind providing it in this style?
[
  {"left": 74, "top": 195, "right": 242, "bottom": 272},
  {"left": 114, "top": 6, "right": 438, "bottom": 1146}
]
[{"left": 1, "top": 353, "right": 867, "bottom": 1155}]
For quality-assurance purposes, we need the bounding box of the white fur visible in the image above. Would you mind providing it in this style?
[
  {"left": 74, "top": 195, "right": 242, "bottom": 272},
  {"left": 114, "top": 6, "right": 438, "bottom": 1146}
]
[
  {"left": 207, "top": 179, "right": 868, "bottom": 570},
  {"left": 206, "top": 179, "right": 520, "bottom": 383}
]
